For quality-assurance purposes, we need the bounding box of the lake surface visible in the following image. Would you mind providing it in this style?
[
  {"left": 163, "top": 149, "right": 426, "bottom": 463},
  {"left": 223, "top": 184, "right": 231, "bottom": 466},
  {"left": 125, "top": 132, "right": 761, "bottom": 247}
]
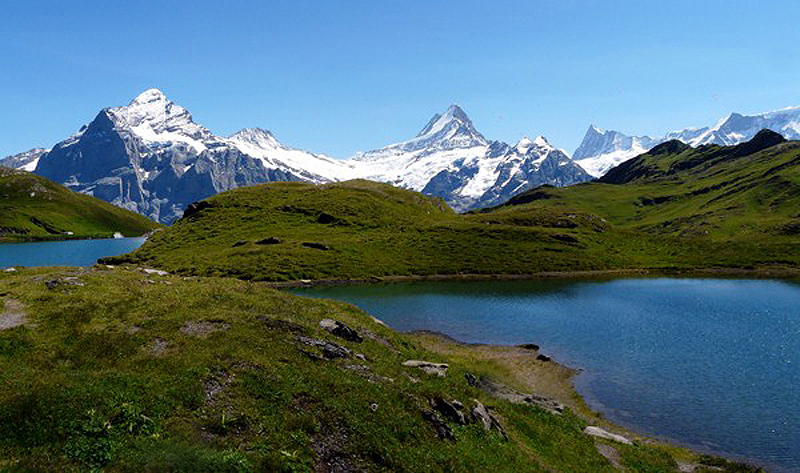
[
  {"left": 294, "top": 278, "right": 800, "bottom": 472},
  {"left": 0, "top": 237, "right": 146, "bottom": 268}
]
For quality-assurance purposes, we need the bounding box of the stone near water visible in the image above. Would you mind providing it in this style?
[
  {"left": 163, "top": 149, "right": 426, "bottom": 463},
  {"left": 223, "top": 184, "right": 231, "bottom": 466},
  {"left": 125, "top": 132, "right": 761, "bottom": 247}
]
[
  {"left": 319, "top": 318, "right": 363, "bottom": 343},
  {"left": 584, "top": 426, "right": 633, "bottom": 445}
]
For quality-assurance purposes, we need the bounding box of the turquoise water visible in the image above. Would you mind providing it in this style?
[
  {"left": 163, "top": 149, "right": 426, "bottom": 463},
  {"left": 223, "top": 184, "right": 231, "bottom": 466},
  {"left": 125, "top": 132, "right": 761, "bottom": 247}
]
[
  {"left": 0, "top": 237, "right": 146, "bottom": 268},
  {"left": 294, "top": 278, "right": 800, "bottom": 472}
]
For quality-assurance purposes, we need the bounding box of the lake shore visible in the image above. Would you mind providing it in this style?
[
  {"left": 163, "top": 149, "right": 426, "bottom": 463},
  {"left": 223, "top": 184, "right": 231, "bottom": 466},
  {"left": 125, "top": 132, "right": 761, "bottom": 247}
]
[
  {"left": 264, "top": 266, "right": 800, "bottom": 289},
  {"left": 408, "top": 330, "right": 765, "bottom": 472}
]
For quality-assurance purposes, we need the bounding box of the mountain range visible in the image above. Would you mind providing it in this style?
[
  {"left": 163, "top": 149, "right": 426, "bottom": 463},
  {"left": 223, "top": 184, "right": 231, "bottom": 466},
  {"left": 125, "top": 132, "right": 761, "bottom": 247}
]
[
  {"left": 573, "top": 106, "right": 800, "bottom": 177},
  {"left": 0, "top": 90, "right": 591, "bottom": 223}
]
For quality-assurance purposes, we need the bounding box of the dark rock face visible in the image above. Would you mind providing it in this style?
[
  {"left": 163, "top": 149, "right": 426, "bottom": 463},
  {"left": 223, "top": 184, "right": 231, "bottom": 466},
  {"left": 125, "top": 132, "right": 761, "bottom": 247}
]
[
  {"left": 432, "top": 397, "right": 468, "bottom": 425},
  {"left": 319, "top": 319, "right": 363, "bottom": 343},
  {"left": 421, "top": 410, "right": 454, "bottom": 440},
  {"left": 183, "top": 201, "right": 213, "bottom": 219}
]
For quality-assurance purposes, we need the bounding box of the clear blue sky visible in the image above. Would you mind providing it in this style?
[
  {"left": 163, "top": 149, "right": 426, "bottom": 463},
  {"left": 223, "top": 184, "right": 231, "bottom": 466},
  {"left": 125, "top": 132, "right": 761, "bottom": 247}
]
[{"left": 1, "top": 0, "right": 798, "bottom": 158}]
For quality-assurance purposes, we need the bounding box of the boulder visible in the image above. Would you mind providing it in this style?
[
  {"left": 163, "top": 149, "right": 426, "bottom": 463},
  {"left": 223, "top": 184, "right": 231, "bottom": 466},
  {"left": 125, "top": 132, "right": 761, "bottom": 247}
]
[
  {"left": 298, "top": 336, "right": 351, "bottom": 359},
  {"left": 432, "top": 397, "right": 467, "bottom": 425},
  {"left": 518, "top": 343, "right": 540, "bottom": 351},
  {"left": 536, "top": 354, "right": 551, "bottom": 362},
  {"left": 421, "top": 410, "right": 454, "bottom": 440},
  {"left": 584, "top": 426, "right": 632, "bottom": 445},
  {"left": 302, "top": 242, "right": 330, "bottom": 251},
  {"left": 465, "top": 372, "right": 478, "bottom": 387},
  {"left": 319, "top": 318, "right": 363, "bottom": 343},
  {"left": 256, "top": 237, "right": 282, "bottom": 245},
  {"left": 402, "top": 360, "right": 448, "bottom": 377},
  {"left": 471, "top": 400, "right": 508, "bottom": 439}
]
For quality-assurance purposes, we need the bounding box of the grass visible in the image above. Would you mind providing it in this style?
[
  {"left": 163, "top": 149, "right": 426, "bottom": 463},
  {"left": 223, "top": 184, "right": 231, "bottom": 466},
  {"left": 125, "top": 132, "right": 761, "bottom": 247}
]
[
  {"left": 0, "top": 167, "right": 160, "bottom": 241},
  {"left": 0, "top": 266, "right": 720, "bottom": 471}
]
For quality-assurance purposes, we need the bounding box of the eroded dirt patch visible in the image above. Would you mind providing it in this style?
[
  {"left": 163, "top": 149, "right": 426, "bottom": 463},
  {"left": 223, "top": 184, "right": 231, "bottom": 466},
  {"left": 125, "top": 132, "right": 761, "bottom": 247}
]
[
  {"left": 180, "top": 320, "right": 231, "bottom": 337},
  {"left": 0, "top": 299, "right": 27, "bottom": 330}
]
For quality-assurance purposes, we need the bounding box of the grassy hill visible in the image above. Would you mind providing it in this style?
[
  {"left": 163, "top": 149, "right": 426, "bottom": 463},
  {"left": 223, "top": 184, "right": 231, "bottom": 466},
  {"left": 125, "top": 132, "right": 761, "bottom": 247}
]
[
  {"left": 0, "top": 266, "right": 743, "bottom": 471},
  {"left": 104, "top": 179, "right": 618, "bottom": 281},
  {"left": 107, "top": 132, "right": 800, "bottom": 280},
  {"left": 0, "top": 167, "right": 159, "bottom": 241}
]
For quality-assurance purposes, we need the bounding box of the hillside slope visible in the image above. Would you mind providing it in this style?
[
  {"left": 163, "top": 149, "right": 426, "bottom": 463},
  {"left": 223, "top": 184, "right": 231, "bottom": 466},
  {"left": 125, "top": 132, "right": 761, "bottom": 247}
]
[
  {"left": 0, "top": 266, "right": 706, "bottom": 471},
  {"left": 514, "top": 129, "right": 800, "bottom": 240},
  {"left": 0, "top": 167, "right": 160, "bottom": 241},
  {"left": 109, "top": 131, "right": 800, "bottom": 279}
]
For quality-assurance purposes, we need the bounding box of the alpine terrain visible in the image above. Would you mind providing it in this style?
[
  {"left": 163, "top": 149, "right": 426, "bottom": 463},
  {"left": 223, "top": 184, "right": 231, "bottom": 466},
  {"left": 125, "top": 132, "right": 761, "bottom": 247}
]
[
  {"left": 2, "top": 90, "right": 592, "bottom": 222},
  {"left": 573, "top": 106, "right": 800, "bottom": 177}
]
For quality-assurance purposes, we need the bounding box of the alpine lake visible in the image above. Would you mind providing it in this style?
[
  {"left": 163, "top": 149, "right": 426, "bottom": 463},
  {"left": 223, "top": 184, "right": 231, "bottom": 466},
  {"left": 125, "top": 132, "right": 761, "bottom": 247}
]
[
  {"left": 2, "top": 238, "right": 799, "bottom": 471},
  {"left": 294, "top": 278, "right": 800, "bottom": 472}
]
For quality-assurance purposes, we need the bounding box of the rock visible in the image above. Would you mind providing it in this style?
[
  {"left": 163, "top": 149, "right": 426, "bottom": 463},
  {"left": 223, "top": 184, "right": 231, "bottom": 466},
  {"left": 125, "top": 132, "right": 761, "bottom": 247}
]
[
  {"left": 518, "top": 343, "right": 539, "bottom": 351},
  {"left": 319, "top": 318, "right": 363, "bottom": 343},
  {"left": 465, "top": 373, "right": 478, "bottom": 387},
  {"left": 0, "top": 299, "right": 27, "bottom": 331},
  {"left": 402, "top": 360, "right": 448, "bottom": 377},
  {"left": 369, "top": 403, "right": 378, "bottom": 412},
  {"left": 584, "top": 426, "right": 633, "bottom": 445},
  {"left": 432, "top": 397, "right": 468, "bottom": 425},
  {"left": 298, "top": 336, "right": 351, "bottom": 359},
  {"left": 183, "top": 201, "right": 212, "bottom": 219},
  {"left": 370, "top": 316, "right": 387, "bottom": 326},
  {"left": 520, "top": 393, "right": 564, "bottom": 414},
  {"left": 355, "top": 353, "right": 367, "bottom": 361},
  {"left": 232, "top": 240, "right": 248, "bottom": 247},
  {"left": 45, "top": 277, "right": 85, "bottom": 289},
  {"left": 255, "top": 237, "right": 282, "bottom": 245},
  {"left": 3, "top": 267, "right": 16, "bottom": 273},
  {"left": 471, "top": 400, "right": 508, "bottom": 439},
  {"left": 142, "top": 268, "right": 169, "bottom": 276},
  {"left": 536, "top": 354, "right": 551, "bottom": 362},
  {"left": 475, "top": 377, "right": 564, "bottom": 414},
  {"left": 316, "top": 212, "right": 337, "bottom": 224},
  {"left": 302, "top": 242, "right": 330, "bottom": 251},
  {"left": 421, "top": 410, "right": 454, "bottom": 440}
]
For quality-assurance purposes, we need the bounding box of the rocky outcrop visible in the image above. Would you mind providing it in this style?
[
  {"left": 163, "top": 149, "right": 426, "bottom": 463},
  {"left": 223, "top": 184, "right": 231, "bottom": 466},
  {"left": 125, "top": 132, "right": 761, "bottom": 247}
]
[
  {"left": 319, "top": 319, "right": 363, "bottom": 343},
  {"left": 402, "top": 360, "right": 449, "bottom": 377}
]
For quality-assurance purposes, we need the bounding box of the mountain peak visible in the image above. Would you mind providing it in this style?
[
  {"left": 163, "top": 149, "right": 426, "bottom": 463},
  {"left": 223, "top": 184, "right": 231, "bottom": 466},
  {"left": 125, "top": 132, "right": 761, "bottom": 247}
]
[
  {"left": 588, "top": 124, "right": 604, "bottom": 135},
  {"left": 108, "top": 88, "right": 211, "bottom": 141},
  {"left": 229, "top": 128, "right": 280, "bottom": 149},
  {"left": 417, "top": 104, "right": 475, "bottom": 137},
  {"left": 130, "top": 88, "right": 169, "bottom": 106}
]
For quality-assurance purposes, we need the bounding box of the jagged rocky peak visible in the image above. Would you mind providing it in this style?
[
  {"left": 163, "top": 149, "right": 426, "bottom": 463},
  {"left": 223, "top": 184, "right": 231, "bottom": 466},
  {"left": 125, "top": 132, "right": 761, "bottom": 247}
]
[
  {"left": 411, "top": 104, "right": 488, "bottom": 150},
  {"left": 107, "top": 88, "right": 211, "bottom": 140},
  {"left": 514, "top": 135, "right": 552, "bottom": 154},
  {"left": 229, "top": 128, "right": 281, "bottom": 149}
]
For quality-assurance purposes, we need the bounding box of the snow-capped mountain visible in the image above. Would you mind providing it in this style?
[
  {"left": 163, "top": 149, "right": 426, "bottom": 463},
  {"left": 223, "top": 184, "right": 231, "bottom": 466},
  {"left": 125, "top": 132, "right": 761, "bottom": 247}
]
[
  {"left": 33, "top": 89, "right": 349, "bottom": 222},
  {"left": 572, "top": 126, "right": 659, "bottom": 177},
  {"left": 347, "top": 105, "right": 591, "bottom": 210},
  {"left": 4, "top": 90, "right": 592, "bottom": 222},
  {"left": 574, "top": 106, "right": 800, "bottom": 177},
  {"left": 0, "top": 148, "right": 49, "bottom": 172}
]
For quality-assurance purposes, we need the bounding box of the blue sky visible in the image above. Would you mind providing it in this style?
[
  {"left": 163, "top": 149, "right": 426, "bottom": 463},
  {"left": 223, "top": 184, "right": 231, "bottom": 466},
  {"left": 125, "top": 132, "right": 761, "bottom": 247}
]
[{"left": 1, "top": 0, "right": 798, "bottom": 158}]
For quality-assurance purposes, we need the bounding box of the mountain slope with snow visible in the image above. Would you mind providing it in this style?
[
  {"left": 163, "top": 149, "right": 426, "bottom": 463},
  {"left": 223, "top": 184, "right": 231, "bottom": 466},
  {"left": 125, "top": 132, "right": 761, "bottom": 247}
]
[
  {"left": 345, "top": 105, "right": 591, "bottom": 210},
  {"left": 4, "top": 91, "right": 592, "bottom": 221},
  {"left": 0, "top": 148, "right": 49, "bottom": 172},
  {"left": 33, "top": 89, "right": 351, "bottom": 223},
  {"left": 574, "top": 106, "right": 800, "bottom": 177}
]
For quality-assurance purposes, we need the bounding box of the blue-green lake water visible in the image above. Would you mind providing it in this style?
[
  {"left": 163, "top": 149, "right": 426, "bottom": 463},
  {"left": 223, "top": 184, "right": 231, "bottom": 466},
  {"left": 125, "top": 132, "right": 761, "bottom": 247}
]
[
  {"left": 294, "top": 278, "right": 800, "bottom": 471},
  {"left": 0, "top": 237, "right": 146, "bottom": 268}
]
